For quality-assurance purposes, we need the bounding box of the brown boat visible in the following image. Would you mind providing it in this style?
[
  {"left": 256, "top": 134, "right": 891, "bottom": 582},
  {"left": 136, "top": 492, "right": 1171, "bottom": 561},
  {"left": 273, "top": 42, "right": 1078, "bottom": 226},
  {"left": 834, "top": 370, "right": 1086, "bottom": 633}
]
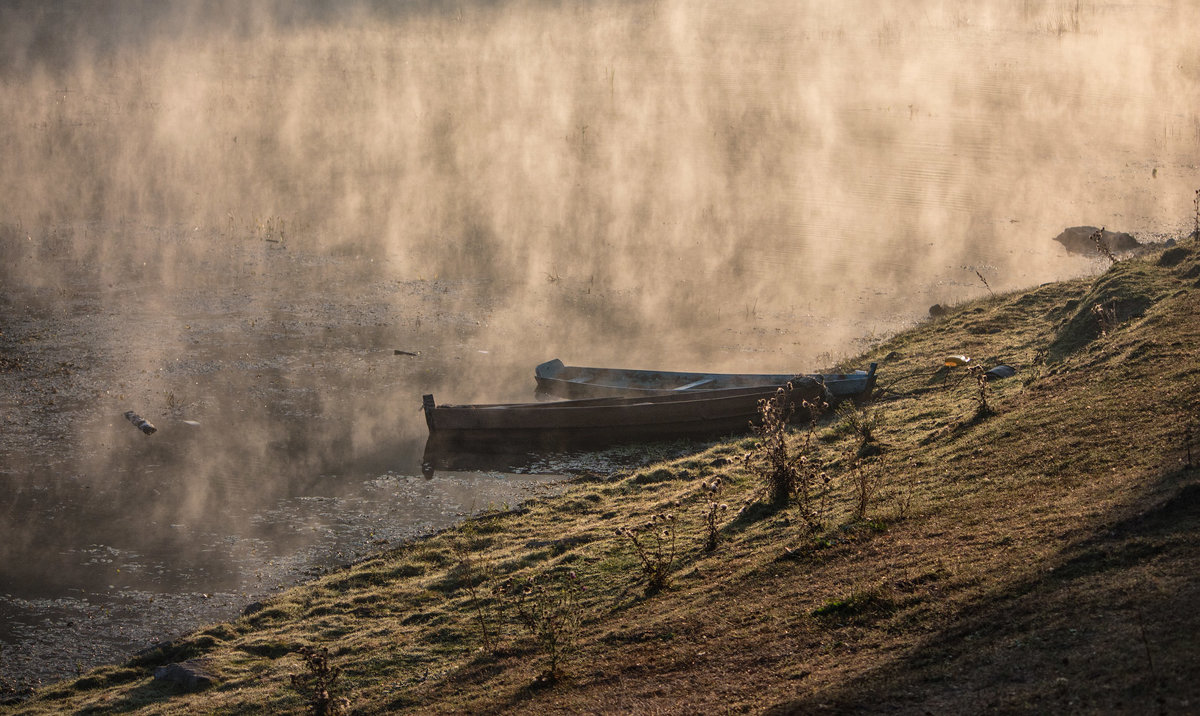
[{"left": 422, "top": 376, "right": 830, "bottom": 450}]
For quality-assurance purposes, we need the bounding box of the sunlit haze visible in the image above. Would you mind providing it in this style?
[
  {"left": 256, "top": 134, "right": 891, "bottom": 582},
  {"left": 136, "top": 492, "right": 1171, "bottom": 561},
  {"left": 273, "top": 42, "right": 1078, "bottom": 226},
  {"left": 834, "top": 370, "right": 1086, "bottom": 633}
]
[{"left": 1, "top": 0, "right": 1197, "bottom": 686}]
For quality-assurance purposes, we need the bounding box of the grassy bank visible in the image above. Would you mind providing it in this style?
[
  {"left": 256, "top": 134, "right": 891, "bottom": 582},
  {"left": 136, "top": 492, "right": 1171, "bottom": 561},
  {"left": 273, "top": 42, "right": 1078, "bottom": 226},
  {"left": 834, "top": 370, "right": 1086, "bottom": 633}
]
[{"left": 7, "top": 240, "right": 1200, "bottom": 715}]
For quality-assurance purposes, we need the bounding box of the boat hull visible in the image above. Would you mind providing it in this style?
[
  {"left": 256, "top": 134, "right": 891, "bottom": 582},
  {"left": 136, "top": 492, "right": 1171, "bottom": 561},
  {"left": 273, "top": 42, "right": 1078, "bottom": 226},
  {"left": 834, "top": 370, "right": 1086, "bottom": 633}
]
[
  {"left": 423, "top": 378, "right": 828, "bottom": 450},
  {"left": 534, "top": 359, "right": 876, "bottom": 402}
]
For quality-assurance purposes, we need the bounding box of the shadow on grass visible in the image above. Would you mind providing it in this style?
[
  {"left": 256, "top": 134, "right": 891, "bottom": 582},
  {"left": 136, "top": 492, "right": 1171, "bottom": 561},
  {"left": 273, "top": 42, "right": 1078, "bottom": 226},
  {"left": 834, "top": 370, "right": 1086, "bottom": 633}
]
[
  {"left": 727, "top": 499, "right": 790, "bottom": 530},
  {"left": 69, "top": 677, "right": 214, "bottom": 715},
  {"left": 764, "top": 468, "right": 1200, "bottom": 715}
]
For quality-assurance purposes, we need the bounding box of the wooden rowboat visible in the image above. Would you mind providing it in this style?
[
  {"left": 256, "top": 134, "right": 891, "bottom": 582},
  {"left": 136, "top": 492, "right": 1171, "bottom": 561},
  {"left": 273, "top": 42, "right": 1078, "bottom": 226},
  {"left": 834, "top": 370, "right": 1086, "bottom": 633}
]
[
  {"left": 534, "top": 359, "right": 877, "bottom": 402},
  {"left": 422, "top": 376, "right": 828, "bottom": 450}
]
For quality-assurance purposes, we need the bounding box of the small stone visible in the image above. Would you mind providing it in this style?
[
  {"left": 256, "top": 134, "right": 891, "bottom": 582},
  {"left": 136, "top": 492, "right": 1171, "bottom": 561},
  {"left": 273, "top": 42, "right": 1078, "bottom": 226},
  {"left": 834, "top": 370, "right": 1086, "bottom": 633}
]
[{"left": 242, "top": 601, "right": 267, "bottom": 616}]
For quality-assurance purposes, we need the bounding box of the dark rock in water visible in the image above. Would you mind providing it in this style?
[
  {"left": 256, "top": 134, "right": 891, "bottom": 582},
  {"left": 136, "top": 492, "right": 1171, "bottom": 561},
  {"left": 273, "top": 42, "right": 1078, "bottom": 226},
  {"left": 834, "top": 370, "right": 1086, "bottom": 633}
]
[
  {"left": 1052, "top": 226, "right": 1140, "bottom": 255},
  {"left": 928, "top": 303, "right": 948, "bottom": 318},
  {"left": 154, "top": 659, "right": 216, "bottom": 691}
]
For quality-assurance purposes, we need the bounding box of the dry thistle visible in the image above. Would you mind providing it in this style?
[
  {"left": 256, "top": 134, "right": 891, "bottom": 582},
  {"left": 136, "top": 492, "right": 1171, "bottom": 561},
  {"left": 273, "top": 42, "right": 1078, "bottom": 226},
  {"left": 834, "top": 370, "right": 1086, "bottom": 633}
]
[
  {"left": 1193, "top": 188, "right": 1199, "bottom": 241},
  {"left": 746, "top": 385, "right": 832, "bottom": 531},
  {"left": 850, "top": 456, "right": 884, "bottom": 522},
  {"left": 1090, "top": 226, "right": 1118, "bottom": 265},
  {"left": 615, "top": 513, "right": 677, "bottom": 594},
  {"left": 495, "top": 569, "right": 584, "bottom": 681},
  {"left": 701, "top": 479, "right": 728, "bottom": 552},
  {"left": 454, "top": 536, "right": 498, "bottom": 654},
  {"left": 290, "top": 646, "right": 346, "bottom": 716},
  {"left": 1092, "top": 301, "right": 1118, "bottom": 336},
  {"left": 966, "top": 365, "right": 993, "bottom": 419},
  {"left": 749, "top": 385, "right": 800, "bottom": 506}
]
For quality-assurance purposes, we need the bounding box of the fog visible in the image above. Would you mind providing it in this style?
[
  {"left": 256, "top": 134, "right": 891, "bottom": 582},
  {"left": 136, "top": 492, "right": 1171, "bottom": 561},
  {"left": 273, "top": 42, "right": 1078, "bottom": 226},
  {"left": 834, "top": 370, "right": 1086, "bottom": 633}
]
[
  {"left": 4, "top": 1, "right": 1195, "bottom": 360},
  {"left": 1, "top": 0, "right": 1197, "bottom": 687}
]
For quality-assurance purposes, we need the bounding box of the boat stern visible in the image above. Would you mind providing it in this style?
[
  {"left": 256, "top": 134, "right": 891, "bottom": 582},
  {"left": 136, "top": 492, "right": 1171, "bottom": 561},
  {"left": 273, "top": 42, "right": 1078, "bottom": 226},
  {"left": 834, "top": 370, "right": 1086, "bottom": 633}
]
[
  {"left": 534, "top": 358, "right": 565, "bottom": 379},
  {"left": 860, "top": 363, "right": 878, "bottom": 401}
]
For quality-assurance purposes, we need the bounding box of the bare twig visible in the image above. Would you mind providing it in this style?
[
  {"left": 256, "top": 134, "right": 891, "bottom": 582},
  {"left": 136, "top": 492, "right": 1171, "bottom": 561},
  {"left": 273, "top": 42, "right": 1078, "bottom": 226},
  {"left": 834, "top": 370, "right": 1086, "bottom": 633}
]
[
  {"left": 456, "top": 544, "right": 497, "bottom": 653},
  {"left": 1193, "top": 188, "right": 1199, "bottom": 242},
  {"left": 974, "top": 270, "right": 994, "bottom": 296}
]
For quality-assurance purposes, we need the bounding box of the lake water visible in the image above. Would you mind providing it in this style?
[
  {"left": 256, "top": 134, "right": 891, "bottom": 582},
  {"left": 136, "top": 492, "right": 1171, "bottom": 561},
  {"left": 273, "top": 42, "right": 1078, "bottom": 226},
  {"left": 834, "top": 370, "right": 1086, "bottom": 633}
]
[
  {"left": 1, "top": 0, "right": 1197, "bottom": 691},
  {"left": 0, "top": 240, "right": 717, "bottom": 687}
]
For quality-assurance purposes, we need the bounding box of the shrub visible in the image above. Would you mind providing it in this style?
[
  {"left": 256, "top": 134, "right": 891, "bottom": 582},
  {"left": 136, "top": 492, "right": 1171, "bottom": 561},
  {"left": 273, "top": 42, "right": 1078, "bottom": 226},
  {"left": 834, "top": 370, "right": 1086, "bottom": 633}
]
[
  {"left": 454, "top": 536, "right": 499, "bottom": 654},
  {"left": 700, "top": 479, "right": 728, "bottom": 552},
  {"left": 746, "top": 384, "right": 830, "bottom": 529},
  {"left": 849, "top": 457, "right": 885, "bottom": 522},
  {"left": 496, "top": 569, "right": 585, "bottom": 681},
  {"left": 1092, "top": 301, "right": 1119, "bottom": 335},
  {"left": 290, "top": 646, "right": 346, "bottom": 716},
  {"left": 835, "top": 402, "right": 883, "bottom": 457},
  {"left": 966, "top": 365, "right": 992, "bottom": 420},
  {"left": 615, "top": 513, "right": 677, "bottom": 594}
]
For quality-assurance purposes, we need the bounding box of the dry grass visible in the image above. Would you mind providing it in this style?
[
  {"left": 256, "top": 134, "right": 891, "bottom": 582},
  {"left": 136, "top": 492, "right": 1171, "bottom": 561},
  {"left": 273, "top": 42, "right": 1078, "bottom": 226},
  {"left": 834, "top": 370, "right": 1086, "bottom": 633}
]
[{"left": 8, "top": 243, "right": 1200, "bottom": 714}]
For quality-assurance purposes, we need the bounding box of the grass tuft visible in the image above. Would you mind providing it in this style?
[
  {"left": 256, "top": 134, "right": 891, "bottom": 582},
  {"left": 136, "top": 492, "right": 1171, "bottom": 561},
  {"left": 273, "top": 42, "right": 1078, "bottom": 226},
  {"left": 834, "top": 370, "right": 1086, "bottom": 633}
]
[{"left": 811, "top": 583, "right": 897, "bottom": 625}]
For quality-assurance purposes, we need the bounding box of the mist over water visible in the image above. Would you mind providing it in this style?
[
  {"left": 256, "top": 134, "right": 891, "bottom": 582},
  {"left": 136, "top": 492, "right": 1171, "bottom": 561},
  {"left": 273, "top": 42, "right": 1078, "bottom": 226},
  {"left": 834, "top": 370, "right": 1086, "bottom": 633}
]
[
  {"left": 5, "top": 2, "right": 1196, "bottom": 325},
  {"left": 1, "top": 0, "right": 1197, "bottom": 688}
]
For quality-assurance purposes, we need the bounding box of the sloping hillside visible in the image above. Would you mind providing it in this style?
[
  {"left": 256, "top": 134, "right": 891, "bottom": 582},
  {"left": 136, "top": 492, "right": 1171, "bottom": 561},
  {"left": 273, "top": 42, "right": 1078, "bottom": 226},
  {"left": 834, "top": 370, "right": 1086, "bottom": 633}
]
[{"left": 8, "top": 240, "right": 1199, "bottom": 715}]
